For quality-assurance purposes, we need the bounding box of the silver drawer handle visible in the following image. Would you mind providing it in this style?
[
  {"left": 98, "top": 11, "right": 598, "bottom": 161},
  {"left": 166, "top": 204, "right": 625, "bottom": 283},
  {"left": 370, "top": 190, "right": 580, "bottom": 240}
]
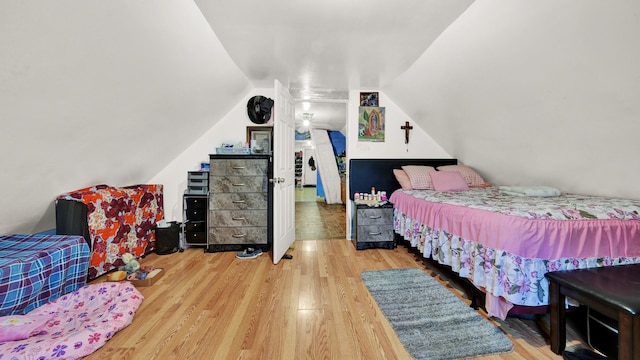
[
  {"left": 232, "top": 166, "right": 245, "bottom": 169},
  {"left": 232, "top": 217, "right": 245, "bottom": 221},
  {"left": 232, "top": 234, "right": 246, "bottom": 238},
  {"left": 369, "top": 215, "right": 382, "bottom": 219},
  {"left": 232, "top": 200, "right": 246, "bottom": 204},
  {"left": 232, "top": 183, "right": 245, "bottom": 186},
  {"left": 369, "top": 232, "right": 382, "bottom": 235}
]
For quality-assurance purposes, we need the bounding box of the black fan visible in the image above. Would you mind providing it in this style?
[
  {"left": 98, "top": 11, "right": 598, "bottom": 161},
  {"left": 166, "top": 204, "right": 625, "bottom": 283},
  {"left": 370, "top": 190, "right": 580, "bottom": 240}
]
[{"left": 247, "top": 96, "right": 274, "bottom": 124}]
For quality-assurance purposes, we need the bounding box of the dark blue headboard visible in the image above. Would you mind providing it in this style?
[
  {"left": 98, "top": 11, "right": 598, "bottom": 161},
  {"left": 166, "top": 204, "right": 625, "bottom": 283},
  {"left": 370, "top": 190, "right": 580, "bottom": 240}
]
[{"left": 348, "top": 158, "right": 458, "bottom": 200}]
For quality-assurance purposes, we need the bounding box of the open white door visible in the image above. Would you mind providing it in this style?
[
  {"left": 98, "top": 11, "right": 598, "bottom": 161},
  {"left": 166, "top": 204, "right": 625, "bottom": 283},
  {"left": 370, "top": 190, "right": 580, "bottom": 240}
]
[{"left": 271, "top": 79, "right": 296, "bottom": 264}]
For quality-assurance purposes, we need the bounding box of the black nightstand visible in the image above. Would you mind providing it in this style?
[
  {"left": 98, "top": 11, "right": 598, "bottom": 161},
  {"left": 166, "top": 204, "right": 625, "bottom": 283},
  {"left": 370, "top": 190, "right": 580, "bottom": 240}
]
[{"left": 353, "top": 203, "right": 395, "bottom": 250}]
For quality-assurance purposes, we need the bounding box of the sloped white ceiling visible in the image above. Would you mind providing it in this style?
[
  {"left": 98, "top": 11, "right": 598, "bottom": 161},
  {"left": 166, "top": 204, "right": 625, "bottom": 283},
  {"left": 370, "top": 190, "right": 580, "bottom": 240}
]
[
  {"left": 194, "top": 0, "right": 473, "bottom": 133},
  {"left": 2, "top": 0, "right": 640, "bottom": 235},
  {"left": 0, "top": 1, "right": 250, "bottom": 233},
  {"left": 384, "top": 0, "right": 640, "bottom": 200},
  {"left": 195, "top": 0, "right": 474, "bottom": 92}
]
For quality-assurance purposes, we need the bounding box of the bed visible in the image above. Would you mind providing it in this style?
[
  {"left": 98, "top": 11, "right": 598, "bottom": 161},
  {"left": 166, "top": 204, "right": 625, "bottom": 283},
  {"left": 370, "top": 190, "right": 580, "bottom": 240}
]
[
  {"left": 349, "top": 158, "right": 640, "bottom": 319},
  {"left": 0, "top": 234, "right": 90, "bottom": 317}
]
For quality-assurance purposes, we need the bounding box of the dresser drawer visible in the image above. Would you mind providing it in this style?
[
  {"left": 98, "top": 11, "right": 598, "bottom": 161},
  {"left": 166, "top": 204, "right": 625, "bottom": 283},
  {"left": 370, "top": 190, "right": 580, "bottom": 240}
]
[
  {"left": 209, "top": 193, "right": 267, "bottom": 210},
  {"left": 209, "top": 176, "right": 267, "bottom": 193},
  {"left": 185, "top": 197, "right": 207, "bottom": 210},
  {"left": 208, "top": 226, "right": 268, "bottom": 245},
  {"left": 185, "top": 208, "right": 207, "bottom": 221},
  {"left": 209, "top": 210, "right": 267, "bottom": 227},
  {"left": 185, "top": 220, "right": 206, "bottom": 232},
  {"left": 188, "top": 178, "right": 208, "bottom": 187},
  {"left": 188, "top": 171, "right": 208, "bottom": 180},
  {"left": 184, "top": 231, "right": 206, "bottom": 244},
  {"left": 356, "top": 226, "right": 395, "bottom": 243},
  {"left": 356, "top": 208, "right": 393, "bottom": 226},
  {"left": 211, "top": 159, "right": 267, "bottom": 176}
]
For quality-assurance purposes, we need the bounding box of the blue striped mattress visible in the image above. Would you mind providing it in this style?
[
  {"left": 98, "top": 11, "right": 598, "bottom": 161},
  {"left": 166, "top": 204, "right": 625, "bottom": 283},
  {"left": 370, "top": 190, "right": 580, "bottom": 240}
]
[{"left": 0, "top": 234, "right": 90, "bottom": 316}]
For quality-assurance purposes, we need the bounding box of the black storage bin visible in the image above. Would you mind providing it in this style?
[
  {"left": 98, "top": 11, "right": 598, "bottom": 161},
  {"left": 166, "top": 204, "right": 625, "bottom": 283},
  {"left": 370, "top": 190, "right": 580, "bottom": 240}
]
[{"left": 155, "top": 222, "right": 181, "bottom": 255}]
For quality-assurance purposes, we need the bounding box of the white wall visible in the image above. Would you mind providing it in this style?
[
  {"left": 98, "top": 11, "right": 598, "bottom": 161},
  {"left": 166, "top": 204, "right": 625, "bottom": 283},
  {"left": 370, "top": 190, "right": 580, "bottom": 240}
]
[
  {"left": 347, "top": 90, "right": 450, "bottom": 160},
  {"left": 384, "top": 0, "right": 640, "bottom": 200},
  {"left": 345, "top": 89, "right": 451, "bottom": 238},
  {"left": 149, "top": 89, "right": 275, "bottom": 221},
  {"left": 7, "top": 0, "right": 639, "bottom": 238},
  {"left": 0, "top": 1, "right": 250, "bottom": 234}
]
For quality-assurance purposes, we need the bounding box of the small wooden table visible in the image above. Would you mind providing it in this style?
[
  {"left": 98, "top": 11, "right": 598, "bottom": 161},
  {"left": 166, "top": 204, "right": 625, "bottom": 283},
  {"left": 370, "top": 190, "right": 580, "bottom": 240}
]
[{"left": 545, "top": 264, "right": 640, "bottom": 360}]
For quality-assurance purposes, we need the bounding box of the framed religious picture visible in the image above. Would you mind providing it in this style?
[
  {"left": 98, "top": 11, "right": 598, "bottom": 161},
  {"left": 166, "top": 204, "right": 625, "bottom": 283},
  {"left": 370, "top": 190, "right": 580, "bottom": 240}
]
[
  {"left": 358, "top": 106, "right": 385, "bottom": 142},
  {"left": 246, "top": 126, "right": 273, "bottom": 153},
  {"left": 359, "top": 92, "right": 379, "bottom": 107}
]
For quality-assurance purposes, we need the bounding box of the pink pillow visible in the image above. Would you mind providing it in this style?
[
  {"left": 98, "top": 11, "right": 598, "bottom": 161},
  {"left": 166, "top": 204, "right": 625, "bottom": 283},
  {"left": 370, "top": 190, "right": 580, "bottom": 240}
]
[
  {"left": 401, "top": 165, "right": 436, "bottom": 189},
  {"left": 430, "top": 171, "right": 469, "bottom": 192},
  {"left": 436, "top": 165, "right": 489, "bottom": 188},
  {"left": 393, "top": 169, "right": 413, "bottom": 190},
  {"left": 0, "top": 314, "right": 51, "bottom": 342}
]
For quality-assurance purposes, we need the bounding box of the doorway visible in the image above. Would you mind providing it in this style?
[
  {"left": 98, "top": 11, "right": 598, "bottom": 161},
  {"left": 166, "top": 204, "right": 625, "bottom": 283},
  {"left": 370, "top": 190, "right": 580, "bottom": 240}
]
[{"left": 294, "top": 100, "right": 347, "bottom": 240}]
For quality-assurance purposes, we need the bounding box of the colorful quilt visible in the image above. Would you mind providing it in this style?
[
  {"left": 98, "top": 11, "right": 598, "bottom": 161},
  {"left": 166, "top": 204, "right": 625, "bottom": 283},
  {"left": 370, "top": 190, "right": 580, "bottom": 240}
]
[
  {"left": 391, "top": 188, "right": 640, "bottom": 318},
  {"left": 0, "top": 282, "right": 143, "bottom": 359},
  {"left": 57, "top": 184, "right": 164, "bottom": 280},
  {"left": 0, "top": 234, "right": 90, "bottom": 317}
]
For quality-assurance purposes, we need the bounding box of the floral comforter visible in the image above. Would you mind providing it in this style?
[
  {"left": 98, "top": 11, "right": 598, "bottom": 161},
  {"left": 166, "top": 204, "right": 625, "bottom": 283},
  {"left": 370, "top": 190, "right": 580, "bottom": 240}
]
[
  {"left": 57, "top": 184, "right": 164, "bottom": 280},
  {"left": 390, "top": 188, "right": 640, "bottom": 317},
  {"left": 0, "top": 282, "right": 143, "bottom": 359},
  {"left": 401, "top": 187, "right": 640, "bottom": 220}
]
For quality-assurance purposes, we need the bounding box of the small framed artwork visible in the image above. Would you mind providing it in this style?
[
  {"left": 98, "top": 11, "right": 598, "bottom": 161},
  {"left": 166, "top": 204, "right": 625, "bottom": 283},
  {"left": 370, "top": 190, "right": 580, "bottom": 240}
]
[
  {"left": 358, "top": 106, "right": 385, "bottom": 142},
  {"left": 246, "top": 126, "right": 273, "bottom": 153},
  {"left": 359, "top": 92, "right": 379, "bottom": 107}
]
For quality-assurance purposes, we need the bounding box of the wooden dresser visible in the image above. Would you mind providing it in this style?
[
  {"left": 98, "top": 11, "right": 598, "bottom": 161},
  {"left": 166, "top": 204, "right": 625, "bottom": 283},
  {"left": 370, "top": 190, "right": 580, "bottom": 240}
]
[{"left": 207, "top": 154, "right": 272, "bottom": 252}]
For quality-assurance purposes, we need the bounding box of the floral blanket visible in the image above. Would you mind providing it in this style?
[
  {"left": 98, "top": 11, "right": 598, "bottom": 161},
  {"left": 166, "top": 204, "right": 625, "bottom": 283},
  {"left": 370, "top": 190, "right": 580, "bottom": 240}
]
[
  {"left": 57, "top": 184, "right": 164, "bottom": 280},
  {"left": 0, "top": 282, "right": 143, "bottom": 359},
  {"left": 390, "top": 188, "right": 640, "bottom": 318},
  {"left": 401, "top": 187, "right": 640, "bottom": 220}
]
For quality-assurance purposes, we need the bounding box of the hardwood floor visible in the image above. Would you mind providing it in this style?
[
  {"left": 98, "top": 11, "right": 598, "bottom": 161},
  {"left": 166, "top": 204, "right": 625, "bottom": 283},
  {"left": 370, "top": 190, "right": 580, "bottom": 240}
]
[
  {"left": 295, "top": 186, "right": 346, "bottom": 240},
  {"left": 295, "top": 202, "right": 346, "bottom": 240},
  {"left": 86, "top": 204, "right": 591, "bottom": 360},
  {"left": 295, "top": 186, "right": 319, "bottom": 203}
]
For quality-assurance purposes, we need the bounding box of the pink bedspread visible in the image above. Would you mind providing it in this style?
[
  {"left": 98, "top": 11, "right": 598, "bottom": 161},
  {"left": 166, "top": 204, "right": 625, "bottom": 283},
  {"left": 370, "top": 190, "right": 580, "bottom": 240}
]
[
  {"left": 391, "top": 188, "right": 640, "bottom": 260},
  {"left": 390, "top": 188, "right": 640, "bottom": 318},
  {"left": 0, "top": 282, "right": 143, "bottom": 359}
]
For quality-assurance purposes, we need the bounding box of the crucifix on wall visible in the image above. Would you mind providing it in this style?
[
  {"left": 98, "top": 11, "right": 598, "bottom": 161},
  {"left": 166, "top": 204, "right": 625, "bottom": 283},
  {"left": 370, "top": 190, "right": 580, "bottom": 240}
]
[{"left": 401, "top": 121, "right": 413, "bottom": 144}]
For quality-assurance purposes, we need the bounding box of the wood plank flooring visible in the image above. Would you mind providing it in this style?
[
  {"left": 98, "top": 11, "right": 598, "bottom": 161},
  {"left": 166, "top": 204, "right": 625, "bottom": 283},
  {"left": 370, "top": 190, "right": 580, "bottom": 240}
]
[
  {"left": 295, "top": 202, "right": 346, "bottom": 240},
  {"left": 87, "top": 239, "right": 592, "bottom": 360},
  {"left": 85, "top": 201, "right": 594, "bottom": 359}
]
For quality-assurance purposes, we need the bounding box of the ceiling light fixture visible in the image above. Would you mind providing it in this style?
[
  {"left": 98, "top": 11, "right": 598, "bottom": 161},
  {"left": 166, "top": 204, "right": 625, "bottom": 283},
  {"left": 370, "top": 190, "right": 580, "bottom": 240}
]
[
  {"left": 301, "top": 112, "right": 313, "bottom": 127},
  {"left": 302, "top": 101, "right": 311, "bottom": 111}
]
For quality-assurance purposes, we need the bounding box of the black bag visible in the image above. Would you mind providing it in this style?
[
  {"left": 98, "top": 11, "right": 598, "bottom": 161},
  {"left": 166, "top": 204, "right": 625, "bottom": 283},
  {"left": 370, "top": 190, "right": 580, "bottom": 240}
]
[{"left": 155, "top": 222, "right": 181, "bottom": 255}]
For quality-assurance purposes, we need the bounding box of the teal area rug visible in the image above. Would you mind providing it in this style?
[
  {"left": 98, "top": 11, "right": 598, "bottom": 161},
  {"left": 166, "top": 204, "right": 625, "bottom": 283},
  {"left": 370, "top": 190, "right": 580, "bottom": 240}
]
[{"left": 361, "top": 268, "right": 513, "bottom": 359}]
